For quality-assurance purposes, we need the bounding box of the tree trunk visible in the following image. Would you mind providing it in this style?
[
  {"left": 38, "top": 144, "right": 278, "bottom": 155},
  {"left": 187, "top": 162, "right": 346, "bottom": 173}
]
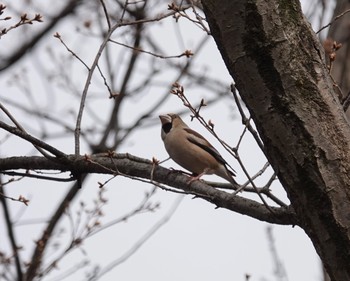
[{"left": 201, "top": 1, "right": 350, "bottom": 280}]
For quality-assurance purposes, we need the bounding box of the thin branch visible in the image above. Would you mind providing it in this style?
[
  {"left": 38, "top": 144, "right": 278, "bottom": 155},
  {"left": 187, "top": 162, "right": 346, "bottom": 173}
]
[
  {"left": 25, "top": 179, "right": 82, "bottom": 281},
  {"left": 0, "top": 13, "right": 43, "bottom": 39},
  {"left": 96, "top": 19, "right": 144, "bottom": 149},
  {"left": 240, "top": 162, "right": 270, "bottom": 189},
  {"left": 0, "top": 120, "right": 67, "bottom": 158},
  {"left": 0, "top": 97, "right": 77, "bottom": 136},
  {"left": 231, "top": 84, "right": 265, "bottom": 152},
  {"left": 109, "top": 38, "right": 194, "bottom": 59},
  {"left": 87, "top": 195, "right": 183, "bottom": 281},
  {"left": 266, "top": 226, "right": 289, "bottom": 281},
  {"left": 99, "top": 0, "right": 111, "bottom": 30},
  {"left": 0, "top": 102, "right": 51, "bottom": 158},
  {"left": 233, "top": 151, "right": 276, "bottom": 215},
  {"left": 54, "top": 33, "right": 90, "bottom": 70},
  {"left": 1, "top": 171, "right": 74, "bottom": 182},
  {"left": 86, "top": 186, "right": 160, "bottom": 238},
  {"left": 316, "top": 8, "right": 350, "bottom": 34},
  {"left": 170, "top": 83, "right": 284, "bottom": 213},
  {"left": 74, "top": 17, "right": 114, "bottom": 155},
  {"left": 74, "top": 4, "right": 193, "bottom": 155}
]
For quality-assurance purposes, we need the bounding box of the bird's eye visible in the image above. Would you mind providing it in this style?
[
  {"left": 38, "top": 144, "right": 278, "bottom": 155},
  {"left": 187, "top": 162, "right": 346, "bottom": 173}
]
[{"left": 162, "top": 122, "right": 172, "bottom": 133}]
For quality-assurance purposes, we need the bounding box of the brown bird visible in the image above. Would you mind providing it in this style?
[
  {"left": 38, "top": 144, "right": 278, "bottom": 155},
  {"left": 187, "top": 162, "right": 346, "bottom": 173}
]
[{"left": 159, "top": 113, "right": 236, "bottom": 186}]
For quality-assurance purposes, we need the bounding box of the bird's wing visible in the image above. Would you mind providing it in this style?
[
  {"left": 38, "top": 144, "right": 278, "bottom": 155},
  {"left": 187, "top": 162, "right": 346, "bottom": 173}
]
[
  {"left": 184, "top": 128, "right": 236, "bottom": 176},
  {"left": 184, "top": 128, "right": 227, "bottom": 164}
]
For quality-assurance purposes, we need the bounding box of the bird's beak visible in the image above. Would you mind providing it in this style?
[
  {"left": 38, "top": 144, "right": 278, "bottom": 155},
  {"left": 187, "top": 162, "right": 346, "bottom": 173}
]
[{"left": 159, "top": 114, "right": 172, "bottom": 125}]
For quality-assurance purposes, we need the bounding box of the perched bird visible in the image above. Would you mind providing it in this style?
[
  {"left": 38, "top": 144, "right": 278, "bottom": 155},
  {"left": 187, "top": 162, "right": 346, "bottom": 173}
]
[{"left": 159, "top": 113, "right": 236, "bottom": 186}]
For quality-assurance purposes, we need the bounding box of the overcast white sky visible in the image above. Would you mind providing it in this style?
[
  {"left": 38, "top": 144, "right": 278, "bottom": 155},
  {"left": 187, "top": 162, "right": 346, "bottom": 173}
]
[{"left": 0, "top": 1, "right": 336, "bottom": 280}]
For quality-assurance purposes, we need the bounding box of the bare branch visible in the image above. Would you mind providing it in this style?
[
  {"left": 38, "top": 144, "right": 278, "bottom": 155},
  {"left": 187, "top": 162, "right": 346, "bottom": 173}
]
[
  {"left": 0, "top": 120, "right": 67, "bottom": 158},
  {"left": 88, "top": 195, "right": 182, "bottom": 280},
  {"left": 0, "top": 153, "right": 298, "bottom": 225},
  {"left": 317, "top": 8, "right": 350, "bottom": 34}
]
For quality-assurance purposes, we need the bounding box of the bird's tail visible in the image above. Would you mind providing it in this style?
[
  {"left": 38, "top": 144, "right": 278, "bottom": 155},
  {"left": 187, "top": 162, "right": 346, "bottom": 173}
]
[{"left": 216, "top": 165, "right": 237, "bottom": 186}]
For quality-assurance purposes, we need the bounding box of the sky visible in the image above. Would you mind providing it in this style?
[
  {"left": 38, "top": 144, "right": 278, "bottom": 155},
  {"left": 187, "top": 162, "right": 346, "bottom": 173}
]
[{"left": 0, "top": 1, "right": 336, "bottom": 281}]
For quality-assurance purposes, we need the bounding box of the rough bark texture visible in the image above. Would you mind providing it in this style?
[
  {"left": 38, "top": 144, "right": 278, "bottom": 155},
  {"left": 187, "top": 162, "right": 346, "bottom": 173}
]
[
  {"left": 0, "top": 154, "right": 297, "bottom": 225},
  {"left": 201, "top": 1, "right": 350, "bottom": 280}
]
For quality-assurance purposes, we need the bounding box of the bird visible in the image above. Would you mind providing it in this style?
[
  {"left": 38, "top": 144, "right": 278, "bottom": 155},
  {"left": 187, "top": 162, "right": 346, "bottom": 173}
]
[{"left": 159, "top": 113, "right": 237, "bottom": 186}]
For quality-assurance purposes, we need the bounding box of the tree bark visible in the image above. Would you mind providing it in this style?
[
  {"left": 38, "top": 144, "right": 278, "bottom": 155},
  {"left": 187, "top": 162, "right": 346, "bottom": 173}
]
[
  {"left": 201, "top": 1, "right": 350, "bottom": 280},
  {"left": 0, "top": 154, "right": 297, "bottom": 225}
]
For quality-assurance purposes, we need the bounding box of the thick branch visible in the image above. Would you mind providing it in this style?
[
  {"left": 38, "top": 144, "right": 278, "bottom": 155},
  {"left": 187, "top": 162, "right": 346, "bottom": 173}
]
[
  {"left": 0, "top": 153, "right": 297, "bottom": 225},
  {"left": 0, "top": 121, "right": 66, "bottom": 158},
  {"left": 24, "top": 181, "right": 81, "bottom": 281}
]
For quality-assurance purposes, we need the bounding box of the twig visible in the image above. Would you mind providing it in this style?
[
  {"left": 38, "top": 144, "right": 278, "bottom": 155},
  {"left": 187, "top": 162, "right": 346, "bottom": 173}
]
[
  {"left": 74, "top": 19, "right": 117, "bottom": 155},
  {"left": 87, "top": 195, "right": 183, "bottom": 281},
  {"left": 99, "top": 0, "right": 111, "bottom": 30},
  {"left": 0, "top": 191, "right": 29, "bottom": 206},
  {"left": 233, "top": 152, "right": 276, "bottom": 215},
  {"left": 231, "top": 84, "right": 265, "bottom": 151},
  {"left": 0, "top": 13, "right": 43, "bottom": 39},
  {"left": 171, "top": 82, "right": 238, "bottom": 163},
  {"left": 109, "top": 38, "right": 194, "bottom": 59},
  {"left": 0, "top": 102, "right": 52, "bottom": 158},
  {"left": 54, "top": 33, "right": 90, "bottom": 70},
  {"left": 171, "top": 83, "right": 282, "bottom": 214},
  {"left": 266, "top": 226, "right": 289, "bottom": 281},
  {"left": 316, "top": 8, "right": 350, "bottom": 34},
  {"left": 73, "top": 4, "right": 193, "bottom": 155}
]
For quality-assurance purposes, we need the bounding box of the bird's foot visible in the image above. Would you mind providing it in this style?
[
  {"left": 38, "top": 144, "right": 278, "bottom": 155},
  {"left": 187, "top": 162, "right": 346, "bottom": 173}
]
[{"left": 187, "top": 172, "right": 205, "bottom": 184}]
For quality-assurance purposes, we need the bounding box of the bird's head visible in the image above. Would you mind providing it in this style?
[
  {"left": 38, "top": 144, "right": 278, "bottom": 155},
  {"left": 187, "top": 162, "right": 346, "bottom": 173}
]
[{"left": 159, "top": 113, "right": 187, "bottom": 139}]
